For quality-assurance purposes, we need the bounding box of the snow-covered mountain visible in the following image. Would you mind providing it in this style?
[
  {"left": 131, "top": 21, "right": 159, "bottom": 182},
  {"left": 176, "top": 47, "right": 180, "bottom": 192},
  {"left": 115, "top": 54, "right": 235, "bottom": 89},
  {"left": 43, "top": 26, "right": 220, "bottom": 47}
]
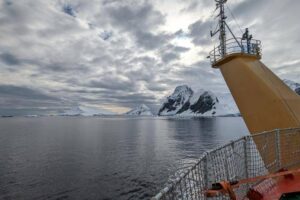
[
  {"left": 283, "top": 79, "right": 300, "bottom": 95},
  {"left": 125, "top": 104, "right": 153, "bottom": 116},
  {"left": 60, "top": 105, "right": 114, "bottom": 116},
  {"left": 158, "top": 85, "right": 239, "bottom": 117},
  {"left": 158, "top": 85, "right": 193, "bottom": 116},
  {"left": 158, "top": 79, "right": 300, "bottom": 117}
]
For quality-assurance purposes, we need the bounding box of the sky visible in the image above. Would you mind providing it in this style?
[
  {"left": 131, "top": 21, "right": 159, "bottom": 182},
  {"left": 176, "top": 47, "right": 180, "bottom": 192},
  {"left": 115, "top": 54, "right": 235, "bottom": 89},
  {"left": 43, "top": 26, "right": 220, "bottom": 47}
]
[{"left": 1, "top": 0, "right": 300, "bottom": 115}]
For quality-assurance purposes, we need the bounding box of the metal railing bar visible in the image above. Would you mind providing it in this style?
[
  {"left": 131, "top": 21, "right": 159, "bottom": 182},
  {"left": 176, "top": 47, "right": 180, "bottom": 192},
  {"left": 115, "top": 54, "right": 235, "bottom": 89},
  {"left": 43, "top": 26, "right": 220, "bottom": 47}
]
[{"left": 153, "top": 127, "right": 300, "bottom": 200}]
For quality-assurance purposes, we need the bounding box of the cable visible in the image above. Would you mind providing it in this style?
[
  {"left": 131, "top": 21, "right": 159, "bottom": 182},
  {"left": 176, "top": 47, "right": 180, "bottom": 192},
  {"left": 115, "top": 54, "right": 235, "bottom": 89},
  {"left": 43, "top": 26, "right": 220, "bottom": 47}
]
[
  {"left": 226, "top": 4, "right": 243, "bottom": 35},
  {"left": 209, "top": 7, "right": 218, "bottom": 34},
  {"left": 209, "top": 6, "right": 219, "bottom": 44}
]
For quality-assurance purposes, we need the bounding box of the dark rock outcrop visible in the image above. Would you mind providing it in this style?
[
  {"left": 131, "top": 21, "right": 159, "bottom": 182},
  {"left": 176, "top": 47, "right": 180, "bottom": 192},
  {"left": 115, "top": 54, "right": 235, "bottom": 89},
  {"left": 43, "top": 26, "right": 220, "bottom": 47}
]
[
  {"left": 158, "top": 86, "right": 220, "bottom": 116},
  {"left": 158, "top": 85, "right": 193, "bottom": 115},
  {"left": 190, "top": 91, "right": 218, "bottom": 114}
]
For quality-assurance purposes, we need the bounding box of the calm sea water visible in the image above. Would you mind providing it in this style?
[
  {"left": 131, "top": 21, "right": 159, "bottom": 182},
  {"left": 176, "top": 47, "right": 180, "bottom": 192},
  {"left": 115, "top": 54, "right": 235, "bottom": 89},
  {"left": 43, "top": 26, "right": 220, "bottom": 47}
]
[{"left": 0, "top": 116, "right": 248, "bottom": 200}]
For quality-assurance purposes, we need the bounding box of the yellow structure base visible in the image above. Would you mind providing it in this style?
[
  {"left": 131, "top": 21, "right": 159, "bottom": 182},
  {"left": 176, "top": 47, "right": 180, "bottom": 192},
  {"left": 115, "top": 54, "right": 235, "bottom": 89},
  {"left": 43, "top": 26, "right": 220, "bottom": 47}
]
[
  {"left": 214, "top": 54, "right": 300, "bottom": 169},
  {"left": 214, "top": 54, "right": 300, "bottom": 134}
]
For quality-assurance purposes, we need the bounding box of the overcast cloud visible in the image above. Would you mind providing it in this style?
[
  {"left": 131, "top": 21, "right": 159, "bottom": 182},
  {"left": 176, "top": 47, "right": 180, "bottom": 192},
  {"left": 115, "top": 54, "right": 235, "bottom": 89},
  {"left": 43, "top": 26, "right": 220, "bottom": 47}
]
[{"left": 0, "top": 0, "right": 300, "bottom": 115}]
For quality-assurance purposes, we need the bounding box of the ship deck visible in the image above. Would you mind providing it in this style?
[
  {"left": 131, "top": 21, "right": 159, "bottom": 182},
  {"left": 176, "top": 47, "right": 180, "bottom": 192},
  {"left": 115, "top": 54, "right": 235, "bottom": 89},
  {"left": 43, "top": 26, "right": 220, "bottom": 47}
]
[
  {"left": 152, "top": 128, "right": 300, "bottom": 200},
  {"left": 260, "top": 175, "right": 300, "bottom": 200}
]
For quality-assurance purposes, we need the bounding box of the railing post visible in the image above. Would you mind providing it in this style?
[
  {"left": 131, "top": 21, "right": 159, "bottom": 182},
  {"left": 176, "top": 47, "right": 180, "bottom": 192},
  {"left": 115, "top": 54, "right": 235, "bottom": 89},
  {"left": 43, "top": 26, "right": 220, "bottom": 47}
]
[
  {"left": 204, "top": 152, "right": 214, "bottom": 192},
  {"left": 203, "top": 153, "right": 209, "bottom": 190},
  {"left": 276, "top": 129, "right": 281, "bottom": 169},
  {"left": 244, "top": 137, "right": 249, "bottom": 179}
]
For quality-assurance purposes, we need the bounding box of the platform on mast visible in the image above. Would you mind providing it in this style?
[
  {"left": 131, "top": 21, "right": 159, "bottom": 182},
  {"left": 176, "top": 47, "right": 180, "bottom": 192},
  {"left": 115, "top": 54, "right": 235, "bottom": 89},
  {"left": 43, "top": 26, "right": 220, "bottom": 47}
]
[
  {"left": 209, "top": 37, "right": 262, "bottom": 67},
  {"left": 209, "top": 0, "right": 262, "bottom": 67}
]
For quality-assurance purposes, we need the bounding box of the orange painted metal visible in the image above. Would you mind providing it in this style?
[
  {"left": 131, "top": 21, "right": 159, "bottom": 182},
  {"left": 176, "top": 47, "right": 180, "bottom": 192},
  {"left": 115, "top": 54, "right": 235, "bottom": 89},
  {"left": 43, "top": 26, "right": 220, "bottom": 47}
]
[
  {"left": 256, "top": 175, "right": 300, "bottom": 200},
  {"left": 206, "top": 168, "right": 300, "bottom": 199}
]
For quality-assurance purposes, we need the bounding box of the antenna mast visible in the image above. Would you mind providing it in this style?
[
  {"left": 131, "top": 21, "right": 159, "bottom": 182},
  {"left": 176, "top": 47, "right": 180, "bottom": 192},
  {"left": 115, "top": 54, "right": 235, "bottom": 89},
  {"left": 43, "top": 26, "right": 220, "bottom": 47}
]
[
  {"left": 211, "top": 0, "right": 227, "bottom": 56},
  {"left": 209, "top": 0, "right": 261, "bottom": 65},
  {"left": 210, "top": 0, "right": 244, "bottom": 57}
]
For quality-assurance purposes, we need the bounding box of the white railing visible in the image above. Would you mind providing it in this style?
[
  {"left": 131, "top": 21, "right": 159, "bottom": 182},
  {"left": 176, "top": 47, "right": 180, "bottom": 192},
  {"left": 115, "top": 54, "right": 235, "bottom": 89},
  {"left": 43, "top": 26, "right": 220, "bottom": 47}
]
[{"left": 209, "top": 38, "right": 262, "bottom": 65}]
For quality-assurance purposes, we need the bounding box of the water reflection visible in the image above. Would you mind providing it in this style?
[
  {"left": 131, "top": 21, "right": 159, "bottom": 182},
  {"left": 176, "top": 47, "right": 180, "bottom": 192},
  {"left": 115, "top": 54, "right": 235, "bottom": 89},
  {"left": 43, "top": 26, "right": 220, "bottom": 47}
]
[{"left": 0, "top": 117, "right": 248, "bottom": 200}]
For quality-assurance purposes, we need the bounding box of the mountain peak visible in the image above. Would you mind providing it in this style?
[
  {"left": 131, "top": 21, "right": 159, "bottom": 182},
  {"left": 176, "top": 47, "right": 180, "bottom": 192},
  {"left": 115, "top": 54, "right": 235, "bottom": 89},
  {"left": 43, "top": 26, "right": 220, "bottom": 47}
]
[
  {"left": 158, "top": 85, "right": 193, "bottom": 115},
  {"left": 60, "top": 105, "right": 114, "bottom": 116},
  {"left": 172, "top": 85, "right": 193, "bottom": 98},
  {"left": 139, "top": 104, "right": 149, "bottom": 109},
  {"left": 174, "top": 85, "right": 191, "bottom": 92},
  {"left": 158, "top": 85, "right": 238, "bottom": 116},
  {"left": 283, "top": 79, "right": 300, "bottom": 92},
  {"left": 125, "top": 104, "right": 153, "bottom": 116}
]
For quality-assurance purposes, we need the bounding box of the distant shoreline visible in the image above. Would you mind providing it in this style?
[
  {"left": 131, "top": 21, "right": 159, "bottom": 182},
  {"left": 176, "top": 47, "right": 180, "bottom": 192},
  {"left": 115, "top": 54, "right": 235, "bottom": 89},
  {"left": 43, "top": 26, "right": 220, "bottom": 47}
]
[{"left": 1, "top": 114, "right": 241, "bottom": 119}]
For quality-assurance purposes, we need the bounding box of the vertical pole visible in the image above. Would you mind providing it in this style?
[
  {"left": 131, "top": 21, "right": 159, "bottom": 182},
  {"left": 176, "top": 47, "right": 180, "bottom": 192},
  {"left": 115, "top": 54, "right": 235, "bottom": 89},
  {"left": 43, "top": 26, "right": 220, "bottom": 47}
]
[
  {"left": 244, "top": 137, "right": 249, "bottom": 178},
  {"left": 244, "top": 137, "right": 249, "bottom": 190},
  {"left": 203, "top": 154, "right": 209, "bottom": 189},
  {"left": 219, "top": 0, "right": 226, "bottom": 56},
  {"left": 276, "top": 129, "right": 281, "bottom": 170}
]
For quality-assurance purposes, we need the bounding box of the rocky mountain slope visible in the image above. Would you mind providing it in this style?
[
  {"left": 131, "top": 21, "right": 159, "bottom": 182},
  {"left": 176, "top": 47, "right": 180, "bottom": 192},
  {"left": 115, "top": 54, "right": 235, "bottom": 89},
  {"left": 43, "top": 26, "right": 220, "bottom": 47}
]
[
  {"left": 158, "top": 79, "right": 300, "bottom": 117},
  {"left": 158, "top": 85, "right": 238, "bottom": 117},
  {"left": 283, "top": 79, "right": 300, "bottom": 95}
]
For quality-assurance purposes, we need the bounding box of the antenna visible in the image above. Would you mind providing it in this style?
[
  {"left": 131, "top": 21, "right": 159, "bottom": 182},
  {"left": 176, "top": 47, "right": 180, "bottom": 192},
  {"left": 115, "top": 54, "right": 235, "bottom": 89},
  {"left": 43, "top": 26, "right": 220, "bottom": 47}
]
[
  {"left": 209, "top": 0, "right": 262, "bottom": 65},
  {"left": 210, "top": 0, "right": 242, "bottom": 56},
  {"left": 210, "top": 0, "right": 227, "bottom": 56}
]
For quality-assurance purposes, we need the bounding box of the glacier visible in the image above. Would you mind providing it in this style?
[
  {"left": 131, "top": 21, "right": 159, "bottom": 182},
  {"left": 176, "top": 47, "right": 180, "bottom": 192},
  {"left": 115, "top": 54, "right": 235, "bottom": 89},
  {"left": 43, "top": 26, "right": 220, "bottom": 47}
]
[
  {"left": 60, "top": 105, "right": 115, "bottom": 116},
  {"left": 125, "top": 104, "right": 153, "bottom": 116}
]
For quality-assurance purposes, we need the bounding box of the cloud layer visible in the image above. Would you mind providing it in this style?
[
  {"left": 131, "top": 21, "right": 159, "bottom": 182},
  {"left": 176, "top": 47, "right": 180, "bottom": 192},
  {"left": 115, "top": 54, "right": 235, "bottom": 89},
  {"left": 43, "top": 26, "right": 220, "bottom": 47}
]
[{"left": 0, "top": 0, "right": 300, "bottom": 114}]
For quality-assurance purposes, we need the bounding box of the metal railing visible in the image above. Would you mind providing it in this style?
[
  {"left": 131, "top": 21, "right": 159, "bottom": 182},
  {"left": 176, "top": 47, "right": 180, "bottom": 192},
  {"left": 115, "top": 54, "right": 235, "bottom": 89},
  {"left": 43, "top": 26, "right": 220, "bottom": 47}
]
[
  {"left": 152, "top": 127, "right": 300, "bottom": 200},
  {"left": 209, "top": 38, "right": 262, "bottom": 65}
]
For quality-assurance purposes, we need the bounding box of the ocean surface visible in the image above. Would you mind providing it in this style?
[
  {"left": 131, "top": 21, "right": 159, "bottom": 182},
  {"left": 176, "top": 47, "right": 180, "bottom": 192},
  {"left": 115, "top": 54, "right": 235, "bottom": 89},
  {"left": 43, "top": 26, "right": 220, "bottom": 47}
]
[{"left": 0, "top": 116, "right": 248, "bottom": 200}]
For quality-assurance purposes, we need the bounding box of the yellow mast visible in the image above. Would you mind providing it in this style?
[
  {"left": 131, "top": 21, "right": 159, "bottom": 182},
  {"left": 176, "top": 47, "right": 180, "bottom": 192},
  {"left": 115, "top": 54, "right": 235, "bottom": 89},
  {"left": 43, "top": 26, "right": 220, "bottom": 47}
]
[
  {"left": 213, "top": 54, "right": 300, "bottom": 134},
  {"left": 209, "top": 0, "right": 300, "bottom": 169},
  {"left": 210, "top": 1, "right": 300, "bottom": 134}
]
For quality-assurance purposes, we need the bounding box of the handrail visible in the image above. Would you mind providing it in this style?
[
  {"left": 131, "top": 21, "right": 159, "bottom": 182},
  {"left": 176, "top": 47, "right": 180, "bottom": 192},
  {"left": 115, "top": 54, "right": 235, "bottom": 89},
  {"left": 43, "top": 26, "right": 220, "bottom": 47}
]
[
  {"left": 152, "top": 127, "right": 300, "bottom": 200},
  {"left": 209, "top": 37, "right": 262, "bottom": 65}
]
